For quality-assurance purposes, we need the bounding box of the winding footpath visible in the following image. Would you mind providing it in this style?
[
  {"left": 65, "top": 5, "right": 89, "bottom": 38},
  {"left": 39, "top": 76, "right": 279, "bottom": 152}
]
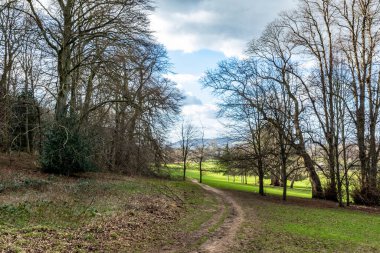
[{"left": 191, "top": 180, "right": 244, "bottom": 253}]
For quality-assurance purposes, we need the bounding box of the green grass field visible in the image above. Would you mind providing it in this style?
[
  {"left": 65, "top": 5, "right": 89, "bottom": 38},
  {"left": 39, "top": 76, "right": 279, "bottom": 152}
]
[
  {"left": 165, "top": 162, "right": 312, "bottom": 198},
  {"left": 230, "top": 190, "right": 380, "bottom": 252},
  {"left": 165, "top": 162, "right": 380, "bottom": 252},
  {"left": 266, "top": 206, "right": 380, "bottom": 249}
]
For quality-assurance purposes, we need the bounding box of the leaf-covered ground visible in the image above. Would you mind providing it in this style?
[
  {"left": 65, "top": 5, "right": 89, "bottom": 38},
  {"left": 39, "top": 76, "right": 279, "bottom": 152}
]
[{"left": 0, "top": 154, "right": 221, "bottom": 252}]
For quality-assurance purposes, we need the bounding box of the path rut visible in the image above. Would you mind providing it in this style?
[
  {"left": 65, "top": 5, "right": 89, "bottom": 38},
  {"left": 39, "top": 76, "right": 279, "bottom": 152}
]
[{"left": 191, "top": 180, "right": 243, "bottom": 253}]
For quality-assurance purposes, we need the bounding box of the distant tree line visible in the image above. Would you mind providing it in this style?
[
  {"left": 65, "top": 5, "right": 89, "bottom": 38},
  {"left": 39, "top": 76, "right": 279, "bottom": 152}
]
[
  {"left": 203, "top": 0, "right": 380, "bottom": 206},
  {"left": 0, "top": 0, "right": 183, "bottom": 175}
]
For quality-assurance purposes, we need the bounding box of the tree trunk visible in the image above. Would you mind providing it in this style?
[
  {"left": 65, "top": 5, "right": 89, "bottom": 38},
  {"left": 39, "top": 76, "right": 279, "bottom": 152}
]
[
  {"left": 56, "top": 48, "right": 71, "bottom": 121},
  {"left": 0, "top": 51, "right": 13, "bottom": 152},
  {"left": 369, "top": 121, "right": 378, "bottom": 191},
  {"left": 301, "top": 151, "right": 324, "bottom": 199},
  {"left": 281, "top": 143, "right": 287, "bottom": 201},
  {"left": 326, "top": 145, "right": 338, "bottom": 202},
  {"left": 271, "top": 175, "right": 280, "bottom": 186},
  {"left": 282, "top": 174, "right": 287, "bottom": 201},
  {"left": 290, "top": 176, "right": 296, "bottom": 189},
  {"left": 80, "top": 69, "right": 96, "bottom": 124},
  {"left": 283, "top": 73, "right": 324, "bottom": 199},
  {"left": 183, "top": 157, "right": 187, "bottom": 181},
  {"left": 258, "top": 159, "right": 264, "bottom": 196},
  {"left": 56, "top": 1, "right": 74, "bottom": 121},
  {"left": 335, "top": 135, "right": 343, "bottom": 207},
  {"left": 199, "top": 157, "right": 203, "bottom": 183},
  {"left": 25, "top": 92, "right": 31, "bottom": 154}
]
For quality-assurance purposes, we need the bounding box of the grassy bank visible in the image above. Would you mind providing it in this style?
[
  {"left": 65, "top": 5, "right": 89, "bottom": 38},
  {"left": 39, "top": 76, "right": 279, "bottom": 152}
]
[{"left": 0, "top": 162, "right": 220, "bottom": 252}]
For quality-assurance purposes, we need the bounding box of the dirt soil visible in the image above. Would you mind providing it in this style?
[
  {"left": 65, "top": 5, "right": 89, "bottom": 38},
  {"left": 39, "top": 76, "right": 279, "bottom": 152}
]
[{"left": 190, "top": 180, "right": 243, "bottom": 253}]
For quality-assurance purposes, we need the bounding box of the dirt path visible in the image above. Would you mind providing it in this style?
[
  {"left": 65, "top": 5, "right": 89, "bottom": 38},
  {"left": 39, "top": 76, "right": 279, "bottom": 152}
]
[{"left": 191, "top": 180, "right": 244, "bottom": 253}]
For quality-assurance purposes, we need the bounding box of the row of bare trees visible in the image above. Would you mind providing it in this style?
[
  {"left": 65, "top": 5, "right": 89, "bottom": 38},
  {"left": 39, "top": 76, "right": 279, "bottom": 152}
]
[
  {"left": 0, "top": 0, "right": 182, "bottom": 174},
  {"left": 203, "top": 0, "right": 380, "bottom": 206},
  {"left": 178, "top": 121, "right": 210, "bottom": 182}
]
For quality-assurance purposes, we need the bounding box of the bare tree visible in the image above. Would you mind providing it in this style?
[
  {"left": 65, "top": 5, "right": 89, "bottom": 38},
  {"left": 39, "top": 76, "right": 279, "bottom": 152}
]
[
  {"left": 334, "top": 0, "right": 380, "bottom": 204},
  {"left": 0, "top": 0, "right": 183, "bottom": 176},
  {"left": 266, "top": 81, "right": 295, "bottom": 201},
  {"left": 0, "top": 1, "right": 25, "bottom": 152},
  {"left": 247, "top": 22, "right": 325, "bottom": 199},
  {"left": 180, "top": 121, "right": 197, "bottom": 181},
  {"left": 24, "top": 0, "right": 153, "bottom": 121},
  {"left": 281, "top": 0, "right": 340, "bottom": 201},
  {"left": 202, "top": 59, "right": 274, "bottom": 196},
  {"left": 196, "top": 125, "right": 206, "bottom": 183}
]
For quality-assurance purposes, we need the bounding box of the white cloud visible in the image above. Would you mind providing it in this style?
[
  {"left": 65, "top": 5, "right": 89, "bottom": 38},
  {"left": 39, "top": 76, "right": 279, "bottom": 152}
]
[
  {"left": 151, "top": 0, "right": 297, "bottom": 57},
  {"left": 168, "top": 103, "right": 227, "bottom": 142},
  {"left": 156, "top": 1, "right": 298, "bottom": 140},
  {"left": 183, "top": 93, "right": 203, "bottom": 105},
  {"left": 181, "top": 104, "right": 226, "bottom": 139},
  {"left": 164, "top": 72, "right": 227, "bottom": 140},
  {"left": 173, "top": 10, "right": 217, "bottom": 24},
  {"left": 164, "top": 73, "right": 200, "bottom": 89},
  {"left": 151, "top": 13, "right": 245, "bottom": 57},
  {"left": 182, "top": 103, "right": 218, "bottom": 117}
]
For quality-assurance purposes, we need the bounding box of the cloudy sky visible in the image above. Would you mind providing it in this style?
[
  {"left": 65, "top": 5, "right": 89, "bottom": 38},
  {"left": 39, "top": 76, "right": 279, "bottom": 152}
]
[{"left": 150, "top": 0, "right": 297, "bottom": 140}]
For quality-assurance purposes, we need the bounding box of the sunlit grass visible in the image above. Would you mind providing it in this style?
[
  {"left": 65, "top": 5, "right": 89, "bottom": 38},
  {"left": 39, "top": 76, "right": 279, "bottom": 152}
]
[
  {"left": 165, "top": 162, "right": 312, "bottom": 198},
  {"left": 232, "top": 192, "right": 380, "bottom": 252}
]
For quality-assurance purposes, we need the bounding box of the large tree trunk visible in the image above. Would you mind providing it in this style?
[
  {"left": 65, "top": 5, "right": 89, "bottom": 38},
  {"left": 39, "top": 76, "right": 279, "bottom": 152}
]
[
  {"left": 301, "top": 149, "right": 324, "bottom": 199},
  {"left": 55, "top": 1, "right": 74, "bottom": 121},
  {"left": 56, "top": 48, "right": 71, "bottom": 121},
  {"left": 80, "top": 70, "right": 96, "bottom": 124},
  {"left": 285, "top": 78, "right": 324, "bottom": 199},
  {"left": 326, "top": 144, "right": 338, "bottom": 201},
  {"left": 0, "top": 52, "right": 13, "bottom": 152}
]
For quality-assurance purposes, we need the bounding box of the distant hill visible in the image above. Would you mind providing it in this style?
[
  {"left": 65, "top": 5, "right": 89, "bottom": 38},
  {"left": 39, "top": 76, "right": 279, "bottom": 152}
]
[{"left": 169, "top": 137, "right": 234, "bottom": 149}]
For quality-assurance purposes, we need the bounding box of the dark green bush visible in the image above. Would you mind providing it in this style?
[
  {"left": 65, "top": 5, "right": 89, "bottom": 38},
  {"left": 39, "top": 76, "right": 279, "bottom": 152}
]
[{"left": 40, "top": 118, "right": 95, "bottom": 176}]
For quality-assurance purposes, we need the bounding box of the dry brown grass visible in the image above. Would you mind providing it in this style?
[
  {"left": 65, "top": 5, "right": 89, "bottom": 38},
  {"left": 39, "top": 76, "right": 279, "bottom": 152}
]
[{"left": 0, "top": 152, "right": 220, "bottom": 252}]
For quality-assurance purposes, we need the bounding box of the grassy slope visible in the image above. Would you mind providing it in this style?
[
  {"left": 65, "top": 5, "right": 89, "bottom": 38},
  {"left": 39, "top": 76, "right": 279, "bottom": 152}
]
[
  {"left": 0, "top": 159, "right": 220, "bottom": 252},
  {"left": 166, "top": 162, "right": 380, "bottom": 252},
  {"left": 231, "top": 191, "right": 380, "bottom": 252},
  {"left": 2, "top": 155, "right": 378, "bottom": 252},
  {"left": 166, "top": 162, "right": 312, "bottom": 198}
]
